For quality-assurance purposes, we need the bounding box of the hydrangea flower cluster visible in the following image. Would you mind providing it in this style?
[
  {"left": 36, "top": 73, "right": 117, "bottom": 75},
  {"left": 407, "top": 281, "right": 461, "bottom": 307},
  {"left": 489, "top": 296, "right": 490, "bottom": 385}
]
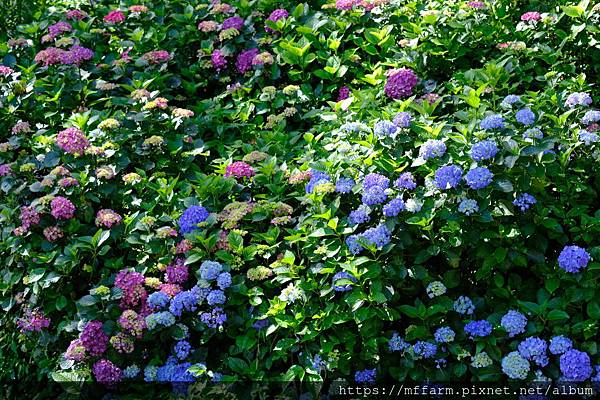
[
  {"left": 178, "top": 205, "right": 209, "bottom": 235},
  {"left": 434, "top": 165, "right": 463, "bottom": 190},
  {"left": 518, "top": 337, "right": 549, "bottom": 367},
  {"left": 465, "top": 167, "right": 493, "bottom": 190},
  {"left": 464, "top": 320, "right": 492, "bottom": 339},
  {"left": 501, "top": 310, "right": 527, "bottom": 337},
  {"left": 557, "top": 245, "right": 590, "bottom": 273},
  {"left": 331, "top": 271, "right": 357, "bottom": 292},
  {"left": 384, "top": 68, "right": 418, "bottom": 99},
  {"left": 419, "top": 139, "right": 447, "bottom": 160},
  {"left": 224, "top": 161, "right": 255, "bottom": 179},
  {"left": 56, "top": 127, "right": 90, "bottom": 155},
  {"left": 513, "top": 193, "right": 536, "bottom": 211}
]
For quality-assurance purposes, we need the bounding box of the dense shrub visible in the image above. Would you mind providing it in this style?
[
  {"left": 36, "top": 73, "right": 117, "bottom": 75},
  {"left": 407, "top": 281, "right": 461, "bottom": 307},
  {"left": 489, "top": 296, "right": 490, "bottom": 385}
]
[{"left": 2, "top": 0, "right": 600, "bottom": 397}]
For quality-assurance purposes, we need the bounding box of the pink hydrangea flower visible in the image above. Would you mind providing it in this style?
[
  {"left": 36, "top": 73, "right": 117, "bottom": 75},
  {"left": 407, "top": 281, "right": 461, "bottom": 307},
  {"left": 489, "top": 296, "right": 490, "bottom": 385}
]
[
  {"left": 56, "top": 127, "right": 90, "bottom": 155},
  {"left": 50, "top": 196, "right": 76, "bottom": 219},
  {"left": 129, "top": 5, "right": 149, "bottom": 13},
  {"left": 141, "top": 50, "right": 171, "bottom": 65},
  {"left": 66, "top": 10, "right": 88, "bottom": 20},
  {"left": 104, "top": 10, "right": 126, "bottom": 24},
  {"left": 0, "top": 65, "right": 15, "bottom": 76},
  {"left": 0, "top": 164, "right": 13, "bottom": 177},
  {"left": 467, "top": 1, "right": 486, "bottom": 8},
  {"left": 43, "top": 226, "right": 64, "bottom": 242},
  {"left": 521, "top": 11, "right": 541, "bottom": 21},
  {"left": 95, "top": 209, "right": 123, "bottom": 228},
  {"left": 198, "top": 21, "right": 219, "bottom": 32},
  {"left": 224, "top": 161, "right": 255, "bottom": 179}
]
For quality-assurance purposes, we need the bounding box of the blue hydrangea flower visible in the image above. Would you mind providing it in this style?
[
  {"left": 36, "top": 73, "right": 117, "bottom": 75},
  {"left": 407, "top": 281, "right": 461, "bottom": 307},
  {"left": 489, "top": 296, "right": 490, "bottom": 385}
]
[
  {"left": 513, "top": 193, "right": 536, "bottom": 211},
  {"left": 393, "top": 112, "right": 412, "bottom": 128},
  {"left": 148, "top": 291, "right": 170, "bottom": 310},
  {"left": 340, "top": 122, "right": 367, "bottom": 133},
  {"left": 123, "top": 364, "right": 140, "bottom": 379},
  {"left": 471, "top": 140, "right": 498, "bottom": 162},
  {"left": 560, "top": 350, "right": 593, "bottom": 381},
  {"left": 413, "top": 341, "right": 437, "bottom": 359},
  {"left": 361, "top": 186, "right": 387, "bottom": 206},
  {"left": 558, "top": 245, "right": 590, "bottom": 273},
  {"left": 480, "top": 114, "right": 505, "bottom": 130},
  {"left": 383, "top": 198, "right": 405, "bottom": 217},
  {"left": 355, "top": 368, "right": 376, "bottom": 384},
  {"left": 374, "top": 120, "right": 397, "bottom": 137},
  {"left": 144, "top": 365, "right": 159, "bottom": 382},
  {"left": 582, "top": 110, "right": 600, "bottom": 125},
  {"left": 349, "top": 205, "right": 371, "bottom": 225},
  {"left": 465, "top": 167, "right": 493, "bottom": 189},
  {"left": 549, "top": 335, "right": 573, "bottom": 355},
  {"left": 311, "top": 354, "right": 324, "bottom": 371},
  {"left": 206, "top": 289, "right": 226, "bottom": 305},
  {"left": 169, "top": 289, "right": 200, "bottom": 316},
  {"left": 179, "top": 205, "right": 209, "bottom": 234},
  {"left": 458, "top": 198, "right": 479, "bottom": 215},
  {"left": 565, "top": 92, "right": 592, "bottom": 108},
  {"left": 362, "top": 173, "right": 390, "bottom": 190},
  {"left": 464, "top": 320, "right": 492, "bottom": 339},
  {"left": 523, "top": 127, "right": 543, "bottom": 140},
  {"left": 501, "top": 95, "right": 521, "bottom": 108},
  {"left": 434, "top": 165, "right": 463, "bottom": 190},
  {"left": 518, "top": 337, "right": 548, "bottom": 367},
  {"left": 335, "top": 178, "right": 355, "bottom": 194},
  {"left": 395, "top": 172, "right": 416, "bottom": 190},
  {"left": 174, "top": 340, "right": 191, "bottom": 360},
  {"left": 579, "top": 129, "right": 599, "bottom": 146},
  {"left": 515, "top": 108, "right": 536, "bottom": 125},
  {"left": 331, "top": 271, "right": 357, "bottom": 292},
  {"left": 419, "top": 139, "right": 447, "bottom": 160},
  {"left": 199, "top": 260, "right": 223, "bottom": 281},
  {"left": 305, "top": 170, "right": 331, "bottom": 194},
  {"left": 434, "top": 327, "right": 455, "bottom": 343},
  {"left": 426, "top": 281, "right": 446, "bottom": 298},
  {"left": 146, "top": 311, "right": 176, "bottom": 329},
  {"left": 389, "top": 332, "right": 410, "bottom": 352},
  {"left": 501, "top": 310, "right": 527, "bottom": 337},
  {"left": 502, "top": 351, "right": 530, "bottom": 379},
  {"left": 454, "top": 296, "right": 475, "bottom": 315},
  {"left": 346, "top": 225, "right": 392, "bottom": 255},
  {"left": 217, "top": 272, "right": 232, "bottom": 289}
]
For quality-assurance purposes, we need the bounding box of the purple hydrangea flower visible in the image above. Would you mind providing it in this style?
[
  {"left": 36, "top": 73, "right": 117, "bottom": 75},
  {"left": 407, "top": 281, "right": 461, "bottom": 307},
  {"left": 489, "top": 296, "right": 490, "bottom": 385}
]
[
  {"left": 501, "top": 310, "right": 527, "bottom": 337},
  {"left": 560, "top": 350, "right": 593, "bottom": 381},
  {"left": 515, "top": 108, "right": 536, "bottom": 126},
  {"left": 178, "top": 205, "right": 209, "bottom": 234},
  {"left": 565, "top": 92, "right": 592, "bottom": 108},
  {"left": 518, "top": 337, "right": 548, "bottom": 367},
  {"left": 235, "top": 48, "right": 259, "bottom": 74},
  {"left": 465, "top": 167, "right": 493, "bottom": 190},
  {"left": 93, "top": 359, "right": 122, "bottom": 385},
  {"left": 558, "top": 245, "right": 590, "bottom": 273},
  {"left": 335, "top": 177, "right": 355, "bottom": 193},
  {"left": 222, "top": 16, "right": 244, "bottom": 31},
  {"left": 265, "top": 9, "right": 288, "bottom": 33},
  {"left": 361, "top": 185, "right": 387, "bottom": 205},
  {"left": 434, "top": 165, "right": 463, "bottom": 190},
  {"left": 211, "top": 50, "right": 227, "bottom": 71},
  {"left": 349, "top": 205, "right": 370, "bottom": 225},
  {"left": 419, "top": 139, "right": 447, "bottom": 160},
  {"left": 471, "top": 140, "right": 498, "bottom": 162},
  {"left": 374, "top": 120, "right": 397, "bottom": 137},
  {"left": 331, "top": 271, "right": 357, "bottom": 292},
  {"left": 393, "top": 112, "right": 412, "bottom": 128},
  {"left": 81, "top": 321, "right": 109, "bottom": 356},
  {"left": 464, "top": 320, "right": 492, "bottom": 339},
  {"left": 383, "top": 198, "right": 405, "bottom": 217},
  {"left": 384, "top": 68, "right": 418, "bottom": 99},
  {"left": 480, "top": 114, "right": 505, "bottom": 130},
  {"left": 395, "top": 172, "right": 416, "bottom": 190},
  {"left": 582, "top": 110, "right": 600, "bottom": 125}
]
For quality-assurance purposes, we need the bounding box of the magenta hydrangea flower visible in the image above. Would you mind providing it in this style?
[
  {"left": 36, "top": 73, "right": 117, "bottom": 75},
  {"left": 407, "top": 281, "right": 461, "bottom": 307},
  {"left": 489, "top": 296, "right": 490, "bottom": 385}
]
[
  {"left": 50, "top": 196, "right": 76, "bottom": 219},
  {"left": 104, "top": 10, "right": 126, "bottom": 24},
  {"left": 521, "top": 11, "right": 541, "bottom": 21},
  {"left": 115, "top": 270, "right": 147, "bottom": 308},
  {"left": 93, "top": 359, "right": 122, "bottom": 385},
  {"left": 80, "top": 321, "right": 109, "bottom": 356},
  {"left": 20, "top": 206, "right": 40, "bottom": 230},
  {"left": 336, "top": 0, "right": 358, "bottom": 10},
  {"left": 467, "top": 1, "right": 486, "bottom": 8},
  {"left": 265, "top": 9, "right": 288, "bottom": 32},
  {"left": 56, "top": 127, "right": 90, "bottom": 154},
  {"left": 141, "top": 50, "right": 171, "bottom": 65},
  {"left": 222, "top": 16, "right": 244, "bottom": 31},
  {"left": 66, "top": 9, "right": 88, "bottom": 20},
  {"left": 48, "top": 21, "right": 72, "bottom": 38},
  {"left": 211, "top": 50, "right": 227, "bottom": 71},
  {"left": 384, "top": 68, "right": 418, "bottom": 99},
  {"left": 16, "top": 308, "right": 50, "bottom": 333},
  {"left": 224, "top": 161, "right": 255, "bottom": 179},
  {"left": 236, "top": 48, "right": 259, "bottom": 74},
  {"left": 0, "top": 65, "right": 14, "bottom": 76},
  {"left": 95, "top": 209, "right": 122, "bottom": 228},
  {"left": 166, "top": 258, "right": 189, "bottom": 284}
]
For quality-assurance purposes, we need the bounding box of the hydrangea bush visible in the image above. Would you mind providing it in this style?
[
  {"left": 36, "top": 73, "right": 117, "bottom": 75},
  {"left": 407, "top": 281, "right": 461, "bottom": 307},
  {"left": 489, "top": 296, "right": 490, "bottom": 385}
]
[{"left": 2, "top": 0, "right": 600, "bottom": 397}]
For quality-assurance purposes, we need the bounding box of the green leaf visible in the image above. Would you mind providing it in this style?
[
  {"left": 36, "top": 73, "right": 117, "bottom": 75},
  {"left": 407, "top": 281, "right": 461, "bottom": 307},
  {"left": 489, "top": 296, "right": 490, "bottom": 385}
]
[{"left": 547, "top": 310, "right": 569, "bottom": 321}]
